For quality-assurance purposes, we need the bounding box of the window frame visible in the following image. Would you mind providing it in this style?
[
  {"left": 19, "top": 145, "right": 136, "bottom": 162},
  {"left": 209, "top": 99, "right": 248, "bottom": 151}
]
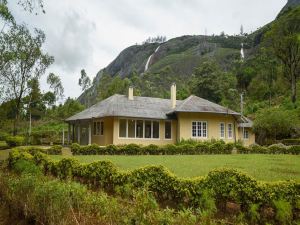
[
  {"left": 191, "top": 121, "right": 208, "bottom": 138},
  {"left": 118, "top": 118, "right": 160, "bottom": 139},
  {"left": 227, "top": 123, "right": 233, "bottom": 139},
  {"left": 93, "top": 120, "right": 104, "bottom": 136},
  {"left": 243, "top": 129, "right": 249, "bottom": 139},
  {"left": 220, "top": 122, "right": 225, "bottom": 139},
  {"left": 164, "top": 120, "right": 172, "bottom": 140}
]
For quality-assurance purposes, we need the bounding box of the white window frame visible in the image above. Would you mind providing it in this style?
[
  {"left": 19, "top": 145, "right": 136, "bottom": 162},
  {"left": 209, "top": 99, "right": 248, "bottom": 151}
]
[
  {"left": 191, "top": 121, "right": 208, "bottom": 138},
  {"left": 220, "top": 122, "right": 225, "bottom": 139},
  {"left": 243, "top": 129, "right": 249, "bottom": 140},
  {"left": 227, "top": 123, "right": 233, "bottom": 139},
  {"left": 93, "top": 120, "right": 104, "bottom": 136},
  {"left": 118, "top": 118, "right": 160, "bottom": 140},
  {"left": 164, "top": 120, "right": 172, "bottom": 140}
]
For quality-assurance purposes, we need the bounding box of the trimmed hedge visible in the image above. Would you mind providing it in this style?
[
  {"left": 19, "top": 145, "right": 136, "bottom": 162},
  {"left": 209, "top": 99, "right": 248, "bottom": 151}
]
[
  {"left": 5, "top": 135, "right": 25, "bottom": 147},
  {"left": 14, "top": 145, "right": 63, "bottom": 155},
  {"left": 236, "top": 143, "right": 300, "bottom": 155},
  {"left": 70, "top": 142, "right": 235, "bottom": 155},
  {"left": 282, "top": 139, "right": 300, "bottom": 146},
  {"left": 70, "top": 142, "right": 300, "bottom": 155},
  {"left": 7, "top": 149, "right": 300, "bottom": 224}
]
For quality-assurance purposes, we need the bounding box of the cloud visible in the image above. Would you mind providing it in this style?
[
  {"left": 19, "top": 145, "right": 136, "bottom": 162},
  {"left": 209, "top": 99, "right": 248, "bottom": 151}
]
[{"left": 8, "top": 0, "right": 287, "bottom": 99}]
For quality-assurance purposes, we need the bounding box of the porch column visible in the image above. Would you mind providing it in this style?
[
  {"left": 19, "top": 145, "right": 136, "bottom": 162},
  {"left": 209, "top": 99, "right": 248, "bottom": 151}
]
[
  {"left": 68, "top": 123, "right": 71, "bottom": 145},
  {"left": 88, "top": 122, "right": 92, "bottom": 145},
  {"left": 77, "top": 124, "right": 81, "bottom": 144}
]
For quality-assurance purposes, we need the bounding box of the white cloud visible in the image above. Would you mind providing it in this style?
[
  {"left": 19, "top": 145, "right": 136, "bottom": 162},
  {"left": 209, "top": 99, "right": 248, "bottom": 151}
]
[{"left": 8, "top": 0, "right": 286, "bottom": 99}]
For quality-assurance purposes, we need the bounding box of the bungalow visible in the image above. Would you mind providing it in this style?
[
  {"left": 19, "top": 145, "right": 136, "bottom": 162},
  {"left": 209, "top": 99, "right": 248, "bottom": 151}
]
[{"left": 66, "top": 84, "right": 255, "bottom": 146}]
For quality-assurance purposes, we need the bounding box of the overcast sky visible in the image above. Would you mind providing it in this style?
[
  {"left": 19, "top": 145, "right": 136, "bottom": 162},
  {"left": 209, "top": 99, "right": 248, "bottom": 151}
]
[{"left": 9, "top": 0, "right": 287, "bottom": 100}]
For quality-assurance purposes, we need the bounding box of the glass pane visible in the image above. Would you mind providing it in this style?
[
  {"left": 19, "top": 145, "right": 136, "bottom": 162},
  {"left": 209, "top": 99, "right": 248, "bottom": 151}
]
[
  {"left": 202, "top": 122, "right": 207, "bottom": 137},
  {"left": 145, "top": 121, "right": 152, "bottom": 138},
  {"left": 128, "top": 120, "right": 135, "bottom": 138},
  {"left": 192, "top": 122, "right": 197, "bottom": 137},
  {"left": 119, "top": 119, "right": 127, "bottom": 137},
  {"left": 197, "top": 122, "right": 202, "bottom": 137},
  {"left": 153, "top": 121, "right": 159, "bottom": 139},
  {"left": 96, "top": 122, "right": 100, "bottom": 135},
  {"left": 136, "top": 120, "right": 144, "bottom": 138},
  {"left": 100, "top": 121, "right": 104, "bottom": 135},
  {"left": 93, "top": 122, "right": 96, "bottom": 135},
  {"left": 165, "top": 121, "right": 171, "bottom": 139}
]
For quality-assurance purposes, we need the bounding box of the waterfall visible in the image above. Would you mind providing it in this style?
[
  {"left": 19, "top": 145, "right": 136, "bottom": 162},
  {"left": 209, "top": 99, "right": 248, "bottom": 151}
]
[
  {"left": 240, "top": 43, "right": 245, "bottom": 61},
  {"left": 144, "top": 46, "right": 160, "bottom": 72}
]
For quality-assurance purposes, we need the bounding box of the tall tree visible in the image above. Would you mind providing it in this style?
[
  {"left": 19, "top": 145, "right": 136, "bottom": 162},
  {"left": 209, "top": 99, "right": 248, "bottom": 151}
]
[
  {"left": 0, "top": 24, "right": 53, "bottom": 134},
  {"left": 78, "top": 69, "right": 91, "bottom": 92},
  {"left": 264, "top": 6, "right": 300, "bottom": 104},
  {"left": 47, "top": 73, "right": 64, "bottom": 103}
]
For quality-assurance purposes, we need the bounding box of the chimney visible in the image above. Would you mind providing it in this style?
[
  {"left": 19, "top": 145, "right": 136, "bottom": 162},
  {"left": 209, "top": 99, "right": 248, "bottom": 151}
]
[
  {"left": 128, "top": 86, "right": 134, "bottom": 100},
  {"left": 170, "top": 83, "right": 176, "bottom": 108}
]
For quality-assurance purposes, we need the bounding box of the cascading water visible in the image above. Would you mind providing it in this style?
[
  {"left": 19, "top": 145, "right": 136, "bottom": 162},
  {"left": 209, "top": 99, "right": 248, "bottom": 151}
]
[
  {"left": 240, "top": 43, "right": 245, "bottom": 61},
  {"left": 144, "top": 45, "right": 160, "bottom": 72}
]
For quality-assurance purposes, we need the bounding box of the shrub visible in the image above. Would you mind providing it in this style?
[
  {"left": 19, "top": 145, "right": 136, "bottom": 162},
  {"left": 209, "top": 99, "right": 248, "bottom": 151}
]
[
  {"left": 6, "top": 135, "right": 25, "bottom": 147},
  {"left": 282, "top": 139, "right": 300, "bottom": 146},
  {"left": 273, "top": 199, "right": 292, "bottom": 225},
  {"left": 47, "top": 145, "right": 63, "bottom": 155}
]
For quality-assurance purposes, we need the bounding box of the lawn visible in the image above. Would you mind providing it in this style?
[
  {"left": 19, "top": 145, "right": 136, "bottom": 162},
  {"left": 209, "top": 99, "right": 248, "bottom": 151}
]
[{"left": 50, "top": 154, "right": 300, "bottom": 182}]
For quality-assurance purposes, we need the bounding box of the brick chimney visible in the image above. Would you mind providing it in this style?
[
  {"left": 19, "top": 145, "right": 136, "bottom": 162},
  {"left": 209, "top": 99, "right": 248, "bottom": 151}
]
[
  {"left": 128, "top": 86, "right": 134, "bottom": 100},
  {"left": 170, "top": 83, "right": 176, "bottom": 108}
]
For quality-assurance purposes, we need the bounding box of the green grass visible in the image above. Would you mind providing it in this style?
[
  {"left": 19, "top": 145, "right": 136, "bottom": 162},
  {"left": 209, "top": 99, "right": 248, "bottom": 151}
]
[{"left": 50, "top": 154, "right": 300, "bottom": 182}]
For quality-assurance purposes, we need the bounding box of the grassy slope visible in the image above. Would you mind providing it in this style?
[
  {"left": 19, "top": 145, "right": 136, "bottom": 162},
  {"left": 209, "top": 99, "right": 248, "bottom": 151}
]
[{"left": 50, "top": 154, "right": 300, "bottom": 182}]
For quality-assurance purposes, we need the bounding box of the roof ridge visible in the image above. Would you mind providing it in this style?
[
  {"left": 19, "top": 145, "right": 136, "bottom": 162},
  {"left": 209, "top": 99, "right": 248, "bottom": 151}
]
[{"left": 175, "top": 95, "right": 194, "bottom": 110}]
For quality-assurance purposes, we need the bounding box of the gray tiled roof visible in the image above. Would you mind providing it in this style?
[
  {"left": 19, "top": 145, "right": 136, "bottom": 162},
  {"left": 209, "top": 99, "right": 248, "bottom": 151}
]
[
  {"left": 169, "top": 95, "right": 240, "bottom": 115},
  {"left": 66, "top": 94, "right": 183, "bottom": 121},
  {"left": 66, "top": 94, "right": 242, "bottom": 122}
]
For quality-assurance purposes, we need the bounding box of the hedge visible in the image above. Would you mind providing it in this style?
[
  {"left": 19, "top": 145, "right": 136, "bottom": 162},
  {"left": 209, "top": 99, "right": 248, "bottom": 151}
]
[
  {"left": 7, "top": 149, "right": 300, "bottom": 224},
  {"left": 236, "top": 143, "right": 300, "bottom": 155},
  {"left": 70, "top": 142, "right": 235, "bottom": 155},
  {"left": 70, "top": 142, "right": 300, "bottom": 155},
  {"left": 282, "top": 139, "right": 300, "bottom": 146},
  {"left": 5, "top": 135, "right": 25, "bottom": 147},
  {"left": 14, "top": 145, "right": 63, "bottom": 155}
]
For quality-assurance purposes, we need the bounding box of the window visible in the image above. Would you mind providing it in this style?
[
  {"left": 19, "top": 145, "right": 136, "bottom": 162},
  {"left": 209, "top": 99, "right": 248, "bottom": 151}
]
[
  {"left": 228, "top": 123, "right": 233, "bottom": 139},
  {"left": 119, "top": 119, "right": 160, "bottom": 139},
  {"left": 145, "top": 121, "right": 152, "bottom": 139},
  {"left": 165, "top": 121, "right": 171, "bottom": 139},
  {"left": 119, "top": 119, "right": 127, "bottom": 137},
  {"left": 128, "top": 120, "right": 135, "bottom": 138},
  {"left": 220, "top": 123, "right": 225, "bottom": 139},
  {"left": 100, "top": 121, "right": 104, "bottom": 135},
  {"left": 93, "top": 122, "right": 97, "bottom": 135},
  {"left": 244, "top": 130, "right": 249, "bottom": 139},
  {"left": 192, "top": 121, "right": 207, "bottom": 138},
  {"left": 153, "top": 121, "right": 159, "bottom": 139},
  {"left": 136, "top": 120, "right": 143, "bottom": 138}
]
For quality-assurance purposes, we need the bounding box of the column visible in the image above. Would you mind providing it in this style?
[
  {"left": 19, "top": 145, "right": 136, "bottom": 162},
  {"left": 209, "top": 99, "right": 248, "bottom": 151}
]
[
  {"left": 68, "top": 123, "right": 71, "bottom": 145},
  {"left": 88, "top": 122, "right": 92, "bottom": 145},
  {"left": 77, "top": 124, "right": 81, "bottom": 144}
]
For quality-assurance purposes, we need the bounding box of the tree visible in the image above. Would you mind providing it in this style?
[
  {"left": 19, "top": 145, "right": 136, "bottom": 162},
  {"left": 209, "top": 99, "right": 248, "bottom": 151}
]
[
  {"left": 47, "top": 73, "right": 64, "bottom": 103},
  {"left": 264, "top": 6, "right": 300, "bottom": 104},
  {"left": 0, "top": 24, "right": 53, "bottom": 134},
  {"left": 253, "top": 107, "right": 299, "bottom": 144},
  {"left": 78, "top": 69, "right": 91, "bottom": 91},
  {"left": 240, "top": 25, "right": 244, "bottom": 36}
]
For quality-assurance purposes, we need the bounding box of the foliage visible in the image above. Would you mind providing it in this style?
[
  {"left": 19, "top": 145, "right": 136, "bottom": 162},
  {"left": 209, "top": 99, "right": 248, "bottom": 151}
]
[
  {"left": 70, "top": 141, "right": 235, "bottom": 155},
  {"left": 5, "top": 135, "right": 25, "bottom": 147},
  {"left": 253, "top": 107, "right": 300, "bottom": 144},
  {"left": 6, "top": 149, "right": 300, "bottom": 224},
  {"left": 47, "top": 73, "right": 64, "bottom": 103}
]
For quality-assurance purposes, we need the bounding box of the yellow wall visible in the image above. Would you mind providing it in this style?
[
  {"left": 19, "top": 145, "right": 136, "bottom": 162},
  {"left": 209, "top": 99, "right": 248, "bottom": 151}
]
[
  {"left": 112, "top": 117, "right": 177, "bottom": 146},
  {"left": 238, "top": 127, "right": 255, "bottom": 146},
  {"left": 177, "top": 112, "right": 239, "bottom": 143},
  {"left": 91, "top": 117, "right": 114, "bottom": 146}
]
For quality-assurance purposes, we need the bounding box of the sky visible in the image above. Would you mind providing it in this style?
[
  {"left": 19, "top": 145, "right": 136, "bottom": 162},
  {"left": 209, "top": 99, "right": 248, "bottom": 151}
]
[{"left": 9, "top": 0, "right": 287, "bottom": 100}]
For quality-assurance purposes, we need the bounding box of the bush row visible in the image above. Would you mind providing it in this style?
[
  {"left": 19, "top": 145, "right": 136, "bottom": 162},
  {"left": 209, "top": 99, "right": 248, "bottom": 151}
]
[
  {"left": 71, "top": 142, "right": 300, "bottom": 155},
  {"left": 14, "top": 145, "right": 63, "bottom": 155},
  {"left": 7, "top": 149, "right": 300, "bottom": 224},
  {"left": 1, "top": 162, "right": 204, "bottom": 225},
  {"left": 237, "top": 143, "right": 300, "bottom": 155},
  {"left": 71, "top": 142, "right": 235, "bottom": 155},
  {"left": 282, "top": 139, "right": 300, "bottom": 146}
]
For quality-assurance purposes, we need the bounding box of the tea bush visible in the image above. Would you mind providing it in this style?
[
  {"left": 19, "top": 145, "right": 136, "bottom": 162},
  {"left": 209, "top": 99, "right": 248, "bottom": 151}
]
[
  {"left": 7, "top": 148, "right": 300, "bottom": 224},
  {"left": 5, "top": 135, "right": 25, "bottom": 147}
]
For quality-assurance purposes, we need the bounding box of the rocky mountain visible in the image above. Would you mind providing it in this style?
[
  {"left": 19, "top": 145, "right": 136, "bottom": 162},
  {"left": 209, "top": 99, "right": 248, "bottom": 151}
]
[{"left": 78, "top": 0, "right": 299, "bottom": 105}]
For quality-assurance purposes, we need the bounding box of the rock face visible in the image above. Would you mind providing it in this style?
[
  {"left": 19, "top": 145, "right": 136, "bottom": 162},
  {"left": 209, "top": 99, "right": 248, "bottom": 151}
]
[{"left": 279, "top": 0, "right": 300, "bottom": 15}]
